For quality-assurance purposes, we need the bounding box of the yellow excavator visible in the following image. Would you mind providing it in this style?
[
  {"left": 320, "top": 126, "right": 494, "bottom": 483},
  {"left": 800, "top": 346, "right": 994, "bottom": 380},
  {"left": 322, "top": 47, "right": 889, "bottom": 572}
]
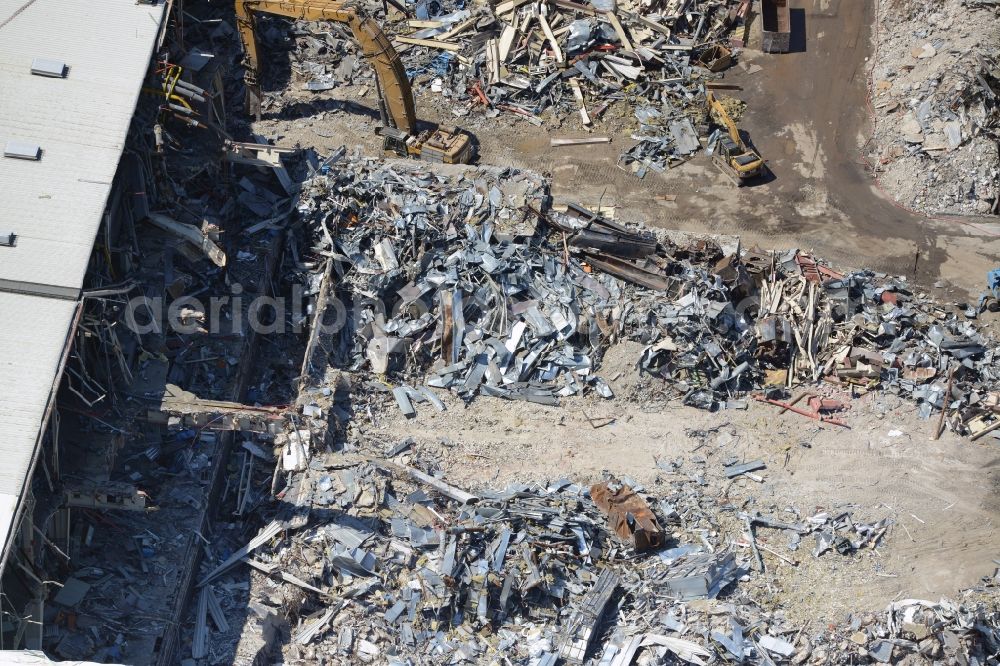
[
  {"left": 705, "top": 92, "right": 764, "bottom": 184},
  {"left": 235, "top": 0, "right": 474, "bottom": 164}
]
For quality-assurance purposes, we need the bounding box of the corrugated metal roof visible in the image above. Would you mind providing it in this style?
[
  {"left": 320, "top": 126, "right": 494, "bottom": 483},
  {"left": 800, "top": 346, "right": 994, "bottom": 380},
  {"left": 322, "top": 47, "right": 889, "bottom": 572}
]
[
  {"left": 0, "top": 0, "right": 165, "bottom": 561},
  {"left": 0, "top": 293, "right": 77, "bottom": 552},
  {"left": 0, "top": 0, "right": 165, "bottom": 295}
]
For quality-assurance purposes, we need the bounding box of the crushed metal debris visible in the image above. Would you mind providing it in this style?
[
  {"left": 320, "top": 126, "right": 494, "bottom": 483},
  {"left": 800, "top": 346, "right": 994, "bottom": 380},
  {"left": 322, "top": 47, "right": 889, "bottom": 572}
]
[
  {"left": 290, "top": 151, "right": 1000, "bottom": 436},
  {"left": 192, "top": 443, "right": 995, "bottom": 665}
]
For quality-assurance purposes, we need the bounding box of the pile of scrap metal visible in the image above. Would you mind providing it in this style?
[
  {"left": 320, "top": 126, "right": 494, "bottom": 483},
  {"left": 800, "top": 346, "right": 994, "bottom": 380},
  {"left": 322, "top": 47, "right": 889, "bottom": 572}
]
[
  {"left": 270, "top": 0, "right": 754, "bottom": 174},
  {"left": 190, "top": 440, "right": 954, "bottom": 665},
  {"left": 295, "top": 150, "right": 610, "bottom": 409},
  {"left": 293, "top": 152, "right": 744, "bottom": 410},
  {"left": 290, "top": 151, "right": 1000, "bottom": 437},
  {"left": 618, "top": 111, "right": 702, "bottom": 177},
  {"left": 811, "top": 597, "right": 1000, "bottom": 665},
  {"left": 190, "top": 419, "right": 1000, "bottom": 665},
  {"left": 629, "top": 244, "right": 1000, "bottom": 432}
]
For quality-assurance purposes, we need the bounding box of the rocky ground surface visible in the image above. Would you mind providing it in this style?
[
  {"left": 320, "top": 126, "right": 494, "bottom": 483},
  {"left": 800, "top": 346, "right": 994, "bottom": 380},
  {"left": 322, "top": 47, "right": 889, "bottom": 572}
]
[{"left": 866, "top": 0, "right": 999, "bottom": 216}]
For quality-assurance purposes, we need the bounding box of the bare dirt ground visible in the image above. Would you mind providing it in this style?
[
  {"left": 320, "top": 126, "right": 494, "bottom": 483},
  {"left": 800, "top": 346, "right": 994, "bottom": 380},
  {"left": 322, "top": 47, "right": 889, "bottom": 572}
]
[
  {"left": 355, "top": 340, "right": 1000, "bottom": 625},
  {"left": 241, "top": 0, "right": 1000, "bottom": 633}
]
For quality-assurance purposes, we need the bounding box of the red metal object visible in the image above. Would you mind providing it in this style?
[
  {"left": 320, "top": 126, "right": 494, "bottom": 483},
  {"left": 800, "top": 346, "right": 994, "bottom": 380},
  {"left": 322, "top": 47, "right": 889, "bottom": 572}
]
[
  {"left": 806, "top": 395, "right": 847, "bottom": 412},
  {"left": 754, "top": 394, "right": 850, "bottom": 427},
  {"left": 795, "top": 252, "right": 845, "bottom": 284},
  {"left": 469, "top": 82, "right": 491, "bottom": 106}
]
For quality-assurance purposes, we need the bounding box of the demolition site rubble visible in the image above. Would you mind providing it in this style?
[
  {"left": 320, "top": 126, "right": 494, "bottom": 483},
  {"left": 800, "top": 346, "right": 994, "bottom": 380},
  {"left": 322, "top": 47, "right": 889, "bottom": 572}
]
[
  {"left": 8, "top": 1, "right": 999, "bottom": 663},
  {"left": 287, "top": 152, "right": 1000, "bottom": 439},
  {"left": 387, "top": 0, "right": 750, "bottom": 131},
  {"left": 183, "top": 439, "right": 999, "bottom": 665},
  {"left": 276, "top": 0, "right": 751, "bottom": 130},
  {"left": 867, "top": 0, "right": 1000, "bottom": 215},
  {"left": 250, "top": 0, "right": 758, "bottom": 174}
]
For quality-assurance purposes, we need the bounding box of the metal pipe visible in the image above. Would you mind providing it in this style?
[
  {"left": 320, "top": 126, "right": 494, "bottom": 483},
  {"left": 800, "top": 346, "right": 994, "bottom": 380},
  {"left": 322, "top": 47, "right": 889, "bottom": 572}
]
[{"left": 407, "top": 467, "right": 479, "bottom": 505}]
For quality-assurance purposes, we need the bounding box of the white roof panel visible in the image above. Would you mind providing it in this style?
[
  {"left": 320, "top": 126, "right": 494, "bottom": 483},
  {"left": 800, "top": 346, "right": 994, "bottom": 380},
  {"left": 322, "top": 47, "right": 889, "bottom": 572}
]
[
  {"left": 0, "top": 293, "right": 76, "bottom": 550},
  {"left": 0, "top": 0, "right": 165, "bottom": 562},
  {"left": 0, "top": 0, "right": 165, "bottom": 293}
]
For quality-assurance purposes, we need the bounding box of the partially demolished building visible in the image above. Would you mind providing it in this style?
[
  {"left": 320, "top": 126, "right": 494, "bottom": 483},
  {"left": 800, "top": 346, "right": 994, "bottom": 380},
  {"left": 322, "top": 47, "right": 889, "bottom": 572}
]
[
  {"left": 0, "top": 0, "right": 998, "bottom": 664},
  {"left": 0, "top": 0, "right": 166, "bottom": 655}
]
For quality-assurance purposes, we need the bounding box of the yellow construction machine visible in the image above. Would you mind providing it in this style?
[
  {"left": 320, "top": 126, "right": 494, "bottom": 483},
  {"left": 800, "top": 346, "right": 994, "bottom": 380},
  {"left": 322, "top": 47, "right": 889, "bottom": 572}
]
[
  {"left": 705, "top": 91, "right": 764, "bottom": 184},
  {"left": 235, "top": 0, "right": 474, "bottom": 164}
]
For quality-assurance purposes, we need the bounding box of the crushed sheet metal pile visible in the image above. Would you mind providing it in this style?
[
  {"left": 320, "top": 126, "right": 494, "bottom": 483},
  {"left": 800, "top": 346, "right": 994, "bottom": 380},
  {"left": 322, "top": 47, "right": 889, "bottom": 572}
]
[
  {"left": 194, "top": 443, "right": 998, "bottom": 664},
  {"left": 291, "top": 151, "right": 1000, "bottom": 437}
]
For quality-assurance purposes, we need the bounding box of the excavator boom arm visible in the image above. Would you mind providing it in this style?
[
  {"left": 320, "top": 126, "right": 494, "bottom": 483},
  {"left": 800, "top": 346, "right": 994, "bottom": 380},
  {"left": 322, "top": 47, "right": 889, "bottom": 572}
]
[
  {"left": 705, "top": 91, "right": 742, "bottom": 146},
  {"left": 235, "top": 0, "right": 417, "bottom": 133}
]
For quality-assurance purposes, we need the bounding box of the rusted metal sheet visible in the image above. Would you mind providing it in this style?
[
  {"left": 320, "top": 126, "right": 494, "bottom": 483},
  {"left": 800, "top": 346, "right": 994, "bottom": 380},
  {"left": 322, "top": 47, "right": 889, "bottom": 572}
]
[
  {"left": 795, "top": 251, "right": 845, "bottom": 283},
  {"left": 579, "top": 253, "right": 670, "bottom": 291},
  {"left": 590, "top": 479, "right": 664, "bottom": 552},
  {"left": 697, "top": 44, "right": 733, "bottom": 72},
  {"left": 753, "top": 394, "right": 850, "bottom": 427}
]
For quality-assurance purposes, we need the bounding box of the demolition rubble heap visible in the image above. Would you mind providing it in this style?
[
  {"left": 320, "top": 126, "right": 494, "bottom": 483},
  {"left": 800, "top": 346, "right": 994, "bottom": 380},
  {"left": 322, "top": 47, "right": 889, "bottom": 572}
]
[
  {"left": 867, "top": 0, "right": 1000, "bottom": 215},
  {"left": 293, "top": 152, "right": 1000, "bottom": 437},
  {"left": 194, "top": 446, "right": 1000, "bottom": 664},
  {"left": 389, "top": 0, "right": 748, "bottom": 127},
  {"left": 274, "top": 0, "right": 752, "bottom": 172}
]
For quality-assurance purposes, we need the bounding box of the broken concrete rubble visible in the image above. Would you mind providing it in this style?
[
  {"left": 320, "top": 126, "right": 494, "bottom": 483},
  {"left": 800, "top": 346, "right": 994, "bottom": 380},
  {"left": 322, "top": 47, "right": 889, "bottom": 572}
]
[{"left": 867, "top": 0, "right": 1000, "bottom": 215}]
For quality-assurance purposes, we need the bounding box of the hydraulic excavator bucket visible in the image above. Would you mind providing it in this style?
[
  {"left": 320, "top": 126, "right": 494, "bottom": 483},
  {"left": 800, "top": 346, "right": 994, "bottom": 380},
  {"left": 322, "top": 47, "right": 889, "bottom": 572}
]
[{"left": 236, "top": 0, "right": 475, "bottom": 164}]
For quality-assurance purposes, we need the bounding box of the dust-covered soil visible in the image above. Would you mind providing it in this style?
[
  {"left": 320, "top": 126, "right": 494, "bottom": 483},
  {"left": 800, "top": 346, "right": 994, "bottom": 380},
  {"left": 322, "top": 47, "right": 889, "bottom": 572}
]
[{"left": 342, "top": 340, "right": 1000, "bottom": 626}]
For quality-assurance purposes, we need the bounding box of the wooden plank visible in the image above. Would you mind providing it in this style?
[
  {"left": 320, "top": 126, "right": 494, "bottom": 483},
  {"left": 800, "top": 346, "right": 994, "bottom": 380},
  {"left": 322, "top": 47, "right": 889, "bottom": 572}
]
[
  {"left": 395, "top": 36, "right": 462, "bottom": 51},
  {"left": 538, "top": 13, "right": 564, "bottom": 62},
  {"left": 407, "top": 19, "right": 443, "bottom": 28},
  {"left": 485, "top": 38, "right": 501, "bottom": 84},
  {"left": 568, "top": 78, "right": 591, "bottom": 126},
  {"left": 497, "top": 23, "right": 518, "bottom": 61},
  {"left": 495, "top": 0, "right": 532, "bottom": 15},
  {"left": 437, "top": 15, "right": 478, "bottom": 41},
  {"left": 625, "top": 12, "right": 672, "bottom": 37},
  {"left": 603, "top": 11, "right": 634, "bottom": 52},
  {"left": 550, "top": 136, "right": 612, "bottom": 146},
  {"left": 603, "top": 60, "right": 641, "bottom": 79},
  {"left": 552, "top": 0, "right": 597, "bottom": 15}
]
